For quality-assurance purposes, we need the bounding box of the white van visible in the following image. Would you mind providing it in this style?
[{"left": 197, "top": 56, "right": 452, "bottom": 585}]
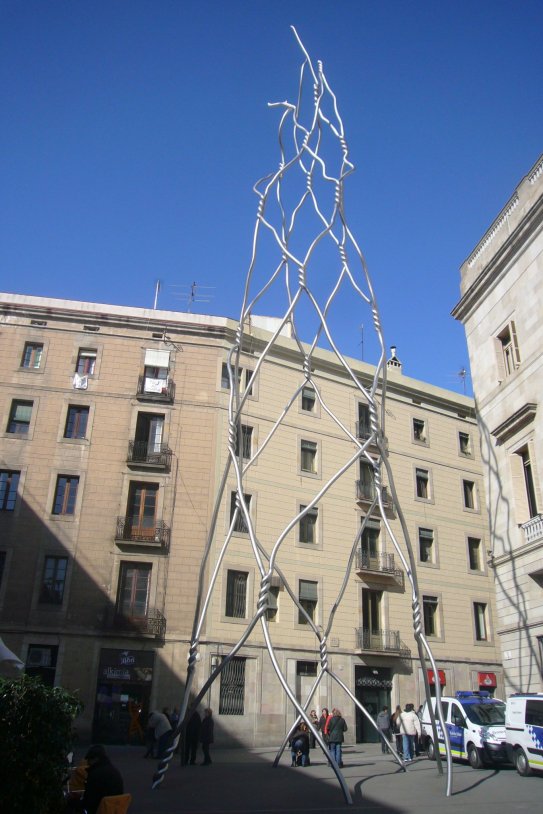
[
  {"left": 505, "top": 693, "right": 543, "bottom": 776},
  {"left": 420, "top": 690, "right": 507, "bottom": 768}
]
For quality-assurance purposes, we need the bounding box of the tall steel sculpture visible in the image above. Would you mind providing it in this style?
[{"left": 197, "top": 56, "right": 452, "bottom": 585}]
[{"left": 153, "top": 27, "right": 452, "bottom": 802}]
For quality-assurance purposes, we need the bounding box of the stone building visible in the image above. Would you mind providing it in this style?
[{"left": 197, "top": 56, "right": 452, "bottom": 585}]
[
  {"left": 0, "top": 292, "right": 502, "bottom": 745},
  {"left": 453, "top": 154, "right": 543, "bottom": 694}
]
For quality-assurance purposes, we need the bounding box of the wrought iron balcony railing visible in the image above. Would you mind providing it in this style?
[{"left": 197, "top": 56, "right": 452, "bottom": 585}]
[
  {"left": 127, "top": 441, "right": 172, "bottom": 469},
  {"left": 136, "top": 375, "right": 175, "bottom": 403},
  {"left": 115, "top": 517, "right": 170, "bottom": 549},
  {"left": 355, "top": 627, "right": 410, "bottom": 657},
  {"left": 109, "top": 607, "right": 167, "bottom": 639},
  {"left": 356, "top": 550, "right": 404, "bottom": 584},
  {"left": 356, "top": 481, "right": 392, "bottom": 507}
]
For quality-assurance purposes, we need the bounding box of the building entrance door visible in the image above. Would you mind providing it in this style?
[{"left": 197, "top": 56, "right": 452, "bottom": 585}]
[
  {"left": 92, "top": 648, "right": 154, "bottom": 744},
  {"left": 355, "top": 666, "right": 392, "bottom": 743}
]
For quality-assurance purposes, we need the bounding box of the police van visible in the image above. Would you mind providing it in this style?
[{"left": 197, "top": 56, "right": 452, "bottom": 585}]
[
  {"left": 505, "top": 693, "right": 543, "bottom": 776},
  {"left": 420, "top": 691, "right": 507, "bottom": 768}
]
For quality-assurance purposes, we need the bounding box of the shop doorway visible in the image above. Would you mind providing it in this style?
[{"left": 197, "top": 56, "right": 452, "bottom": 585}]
[
  {"left": 355, "top": 666, "right": 392, "bottom": 743},
  {"left": 93, "top": 649, "right": 154, "bottom": 744}
]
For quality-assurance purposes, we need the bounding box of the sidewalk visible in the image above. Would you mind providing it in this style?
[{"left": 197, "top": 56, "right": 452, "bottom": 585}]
[{"left": 82, "top": 742, "right": 541, "bottom": 814}]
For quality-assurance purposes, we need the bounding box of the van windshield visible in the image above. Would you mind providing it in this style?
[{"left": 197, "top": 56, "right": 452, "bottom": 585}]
[{"left": 463, "top": 702, "right": 505, "bottom": 725}]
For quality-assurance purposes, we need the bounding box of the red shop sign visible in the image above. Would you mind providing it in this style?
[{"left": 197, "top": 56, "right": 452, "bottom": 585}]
[
  {"left": 427, "top": 669, "right": 446, "bottom": 685},
  {"left": 478, "top": 672, "right": 497, "bottom": 688}
]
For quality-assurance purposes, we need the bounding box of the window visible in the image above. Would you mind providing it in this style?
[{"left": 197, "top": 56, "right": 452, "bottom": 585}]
[
  {"left": 301, "top": 386, "right": 316, "bottom": 412},
  {"left": 0, "top": 470, "right": 20, "bottom": 511},
  {"left": 300, "top": 440, "right": 317, "bottom": 474},
  {"left": 40, "top": 556, "right": 68, "bottom": 604},
  {"left": 230, "top": 491, "right": 251, "bottom": 534},
  {"left": 7, "top": 400, "right": 33, "bottom": 434},
  {"left": 474, "top": 602, "right": 489, "bottom": 641},
  {"left": 221, "top": 363, "right": 253, "bottom": 395},
  {"left": 362, "top": 588, "right": 382, "bottom": 635},
  {"left": 360, "top": 521, "right": 379, "bottom": 568},
  {"left": 415, "top": 468, "right": 430, "bottom": 500},
  {"left": 76, "top": 349, "right": 97, "bottom": 376},
  {"left": 225, "top": 570, "right": 248, "bottom": 618},
  {"left": 459, "top": 431, "right": 472, "bottom": 456},
  {"left": 237, "top": 424, "right": 253, "bottom": 460},
  {"left": 418, "top": 527, "right": 435, "bottom": 564},
  {"left": 219, "top": 655, "right": 246, "bottom": 715},
  {"left": 299, "top": 505, "right": 318, "bottom": 544},
  {"left": 64, "top": 406, "right": 89, "bottom": 439},
  {"left": 296, "top": 661, "right": 318, "bottom": 677},
  {"left": 357, "top": 403, "right": 371, "bottom": 440},
  {"left": 266, "top": 586, "right": 279, "bottom": 622},
  {"left": 423, "top": 595, "right": 439, "bottom": 637},
  {"left": 497, "top": 322, "right": 520, "bottom": 378},
  {"left": 413, "top": 418, "right": 426, "bottom": 443},
  {"left": 52, "top": 476, "right": 79, "bottom": 515},
  {"left": 21, "top": 342, "right": 43, "bottom": 369},
  {"left": 358, "top": 461, "right": 376, "bottom": 501},
  {"left": 463, "top": 479, "right": 476, "bottom": 510},
  {"left": 117, "top": 562, "right": 151, "bottom": 619},
  {"left": 25, "top": 644, "right": 58, "bottom": 687},
  {"left": 298, "top": 579, "right": 318, "bottom": 624},
  {"left": 127, "top": 482, "right": 158, "bottom": 537},
  {"left": 468, "top": 537, "right": 482, "bottom": 571},
  {"left": 132, "top": 413, "right": 165, "bottom": 461},
  {"left": 520, "top": 446, "right": 538, "bottom": 518}
]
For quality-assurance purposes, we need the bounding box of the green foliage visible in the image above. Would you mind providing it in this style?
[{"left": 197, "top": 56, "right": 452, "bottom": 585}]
[{"left": 0, "top": 675, "right": 82, "bottom": 814}]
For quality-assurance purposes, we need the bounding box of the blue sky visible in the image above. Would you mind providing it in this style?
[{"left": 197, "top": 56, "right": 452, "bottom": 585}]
[{"left": 2, "top": 1, "right": 542, "bottom": 395}]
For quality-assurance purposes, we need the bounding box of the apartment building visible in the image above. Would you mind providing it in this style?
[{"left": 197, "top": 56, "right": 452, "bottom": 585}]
[
  {"left": 0, "top": 293, "right": 502, "bottom": 745},
  {"left": 453, "top": 154, "right": 543, "bottom": 694}
]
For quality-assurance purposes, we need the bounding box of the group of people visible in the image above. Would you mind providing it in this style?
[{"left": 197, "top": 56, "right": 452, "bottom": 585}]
[
  {"left": 289, "top": 707, "right": 348, "bottom": 768},
  {"left": 143, "top": 706, "right": 215, "bottom": 766},
  {"left": 376, "top": 703, "right": 422, "bottom": 761}
]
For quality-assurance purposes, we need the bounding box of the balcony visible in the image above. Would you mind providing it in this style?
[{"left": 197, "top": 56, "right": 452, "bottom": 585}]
[
  {"left": 356, "top": 551, "right": 404, "bottom": 586},
  {"left": 356, "top": 481, "right": 394, "bottom": 511},
  {"left": 115, "top": 517, "right": 170, "bottom": 550},
  {"left": 127, "top": 441, "right": 172, "bottom": 471},
  {"left": 521, "top": 514, "right": 543, "bottom": 545},
  {"left": 355, "top": 627, "right": 411, "bottom": 657},
  {"left": 107, "top": 608, "right": 167, "bottom": 640},
  {"left": 136, "top": 375, "right": 175, "bottom": 403}
]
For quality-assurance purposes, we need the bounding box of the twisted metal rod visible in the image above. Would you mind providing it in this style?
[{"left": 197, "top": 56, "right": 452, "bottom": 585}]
[{"left": 153, "top": 26, "right": 452, "bottom": 801}]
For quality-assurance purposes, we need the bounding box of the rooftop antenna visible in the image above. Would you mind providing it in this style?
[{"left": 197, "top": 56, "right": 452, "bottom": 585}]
[
  {"left": 170, "top": 282, "right": 214, "bottom": 313},
  {"left": 360, "top": 323, "right": 364, "bottom": 361},
  {"left": 458, "top": 366, "right": 467, "bottom": 395},
  {"left": 153, "top": 279, "right": 161, "bottom": 310}
]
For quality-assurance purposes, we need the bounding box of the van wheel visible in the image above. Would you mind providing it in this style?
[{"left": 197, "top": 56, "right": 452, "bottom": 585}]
[
  {"left": 468, "top": 744, "right": 483, "bottom": 769},
  {"left": 515, "top": 747, "right": 532, "bottom": 777},
  {"left": 427, "top": 739, "right": 436, "bottom": 761}
]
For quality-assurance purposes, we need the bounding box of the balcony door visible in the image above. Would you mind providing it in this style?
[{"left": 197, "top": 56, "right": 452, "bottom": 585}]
[
  {"left": 135, "top": 413, "right": 164, "bottom": 455},
  {"left": 362, "top": 588, "right": 382, "bottom": 649},
  {"left": 361, "top": 521, "right": 380, "bottom": 570},
  {"left": 127, "top": 482, "right": 158, "bottom": 538},
  {"left": 117, "top": 562, "right": 151, "bottom": 620}
]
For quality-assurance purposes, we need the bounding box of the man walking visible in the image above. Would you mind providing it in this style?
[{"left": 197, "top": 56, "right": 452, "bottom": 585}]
[
  {"left": 327, "top": 708, "right": 348, "bottom": 768},
  {"left": 398, "top": 703, "right": 421, "bottom": 761},
  {"left": 376, "top": 706, "right": 392, "bottom": 754}
]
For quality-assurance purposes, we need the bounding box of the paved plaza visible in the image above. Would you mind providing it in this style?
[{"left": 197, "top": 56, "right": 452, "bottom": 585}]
[{"left": 80, "top": 743, "right": 541, "bottom": 814}]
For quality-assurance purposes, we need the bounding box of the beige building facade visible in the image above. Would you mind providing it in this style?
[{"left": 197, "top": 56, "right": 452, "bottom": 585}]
[
  {"left": 0, "top": 292, "right": 502, "bottom": 745},
  {"left": 453, "top": 154, "right": 543, "bottom": 694}
]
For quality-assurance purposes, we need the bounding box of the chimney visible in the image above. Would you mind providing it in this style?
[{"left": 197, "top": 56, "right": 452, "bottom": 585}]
[{"left": 387, "top": 345, "right": 402, "bottom": 373}]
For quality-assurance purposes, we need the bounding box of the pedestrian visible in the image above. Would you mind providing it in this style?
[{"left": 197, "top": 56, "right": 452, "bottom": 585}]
[
  {"left": 318, "top": 707, "right": 330, "bottom": 743},
  {"left": 391, "top": 704, "right": 403, "bottom": 756},
  {"left": 376, "top": 705, "right": 392, "bottom": 754},
  {"left": 183, "top": 706, "right": 201, "bottom": 765},
  {"left": 200, "top": 708, "right": 214, "bottom": 765},
  {"left": 147, "top": 709, "right": 173, "bottom": 760},
  {"left": 398, "top": 703, "right": 421, "bottom": 761},
  {"left": 290, "top": 722, "right": 310, "bottom": 766},
  {"left": 66, "top": 744, "right": 123, "bottom": 814},
  {"left": 309, "top": 709, "right": 319, "bottom": 748},
  {"left": 327, "top": 707, "right": 348, "bottom": 768}
]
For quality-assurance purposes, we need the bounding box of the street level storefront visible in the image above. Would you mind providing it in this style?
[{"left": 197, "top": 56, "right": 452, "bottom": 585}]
[
  {"left": 93, "top": 648, "right": 155, "bottom": 744},
  {"left": 427, "top": 668, "right": 447, "bottom": 696},
  {"left": 355, "top": 666, "right": 393, "bottom": 742}
]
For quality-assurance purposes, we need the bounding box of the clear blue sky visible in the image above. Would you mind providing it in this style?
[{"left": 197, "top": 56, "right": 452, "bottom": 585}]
[{"left": 2, "top": 1, "right": 542, "bottom": 394}]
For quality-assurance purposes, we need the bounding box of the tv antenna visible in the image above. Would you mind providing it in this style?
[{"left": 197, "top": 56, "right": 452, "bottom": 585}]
[{"left": 170, "top": 282, "right": 214, "bottom": 313}]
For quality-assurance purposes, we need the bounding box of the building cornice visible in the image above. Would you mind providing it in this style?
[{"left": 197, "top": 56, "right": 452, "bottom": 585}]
[{"left": 490, "top": 402, "right": 537, "bottom": 445}]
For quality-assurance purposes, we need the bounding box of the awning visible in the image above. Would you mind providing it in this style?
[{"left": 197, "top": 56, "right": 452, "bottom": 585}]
[
  {"left": 144, "top": 349, "right": 170, "bottom": 368},
  {"left": 427, "top": 668, "right": 446, "bottom": 685},
  {"left": 478, "top": 671, "right": 497, "bottom": 688}
]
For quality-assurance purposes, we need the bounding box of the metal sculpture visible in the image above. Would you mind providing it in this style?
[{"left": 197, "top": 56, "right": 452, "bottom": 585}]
[{"left": 153, "top": 27, "right": 452, "bottom": 802}]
